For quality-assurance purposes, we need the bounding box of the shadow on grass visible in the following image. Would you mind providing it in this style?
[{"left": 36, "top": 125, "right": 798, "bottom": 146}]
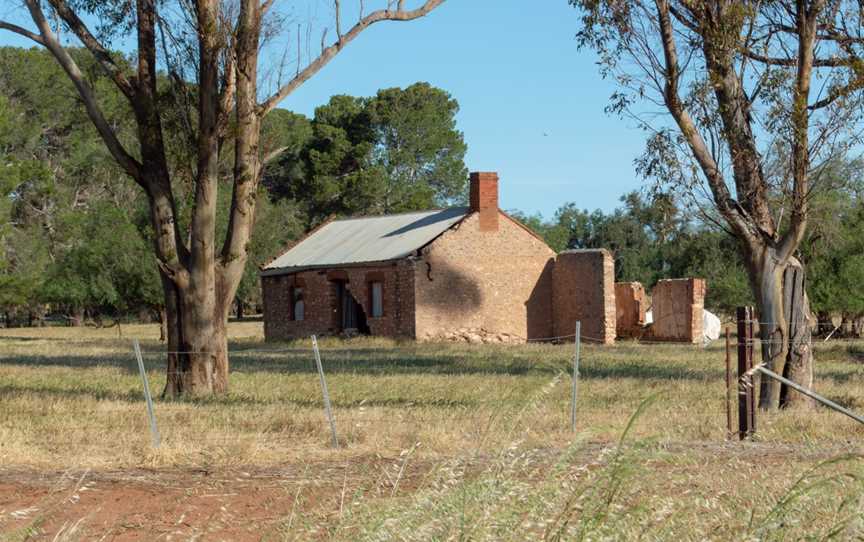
[
  {"left": 0, "top": 335, "right": 70, "bottom": 342},
  {"left": 0, "top": 349, "right": 722, "bottom": 381},
  {"left": 0, "top": 382, "right": 485, "bottom": 409}
]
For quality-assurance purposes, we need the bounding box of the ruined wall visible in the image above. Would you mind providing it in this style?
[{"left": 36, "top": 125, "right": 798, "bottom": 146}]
[
  {"left": 413, "top": 212, "right": 556, "bottom": 342},
  {"left": 262, "top": 261, "right": 416, "bottom": 341},
  {"left": 615, "top": 282, "right": 647, "bottom": 338},
  {"left": 647, "top": 278, "right": 706, "bottom": 343},
  {"left": 552, "top": 249, "right": 616, "bottom": 344}
]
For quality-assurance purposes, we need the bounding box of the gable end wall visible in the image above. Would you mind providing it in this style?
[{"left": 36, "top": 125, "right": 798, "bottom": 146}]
[{"left": 413, "top": 212, "right": 555, "bottom": 341}]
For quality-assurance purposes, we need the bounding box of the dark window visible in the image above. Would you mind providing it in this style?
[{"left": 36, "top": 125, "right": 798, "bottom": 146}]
[
  {"left": 370, "top": 281, "right": 383, "bottom": 318},
  {"left": 291, "top": 286, "right": 305, "bottom": 321}
]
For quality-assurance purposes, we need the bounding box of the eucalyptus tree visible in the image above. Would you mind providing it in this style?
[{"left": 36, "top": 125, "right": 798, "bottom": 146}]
[
  {"left": 573, "top": 0, "right": 864, "bottom": 408},
  {"left": 0, "top": 0, "right": 445, "bottom": 396}
]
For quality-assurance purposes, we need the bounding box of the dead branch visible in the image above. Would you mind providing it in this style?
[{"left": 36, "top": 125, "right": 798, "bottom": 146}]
[{"left": 258, "top": 0, "right": 444, "bottom": 116}]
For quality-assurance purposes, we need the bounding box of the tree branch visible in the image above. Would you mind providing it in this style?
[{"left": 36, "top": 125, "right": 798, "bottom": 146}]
[
  {"left": 655, "top": 0, "right": 756, "bottom": 244},
  {"left": 22, "top": 0, "right": 142, "bottom": 181},
  {"left": 262, "top": 145, "right": 290, "bottom": 164},
  {"left": 778, "top": 0, "right": 826, "bottom": 261},
  {"left": 258, "top": 0, "right": 444, "bottom": 116},
  {"left": 0, "top": 20, "right": 45, "bottom": 45},
  {"left": 742, "top": 49, "right": 856, "bottom": 67},
  {"left": 44, "top": 0, "right": 136, "bottom": 100}
]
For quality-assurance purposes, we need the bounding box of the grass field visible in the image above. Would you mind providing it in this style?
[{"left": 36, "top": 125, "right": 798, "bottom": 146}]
[{"left": 1, "top": 322, "right": 864, "bottom": 540}]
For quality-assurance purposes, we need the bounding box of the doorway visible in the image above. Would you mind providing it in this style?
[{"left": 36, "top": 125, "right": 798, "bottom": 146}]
[{"left": 334, "top": 281, "right": 370, "bottom": 335}]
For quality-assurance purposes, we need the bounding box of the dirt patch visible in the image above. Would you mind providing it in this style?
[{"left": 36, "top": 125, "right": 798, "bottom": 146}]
[
  {"left": 0, "top": 456, "right": 435, "bottom": 541},
  {"left": 1, "top": 441, "right": 857, "bottom": 541}
]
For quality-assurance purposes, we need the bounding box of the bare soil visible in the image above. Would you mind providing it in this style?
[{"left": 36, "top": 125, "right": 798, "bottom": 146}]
[
  {"left": 0, "top": 455, "right": 426, "bottom": 541},
  {"left": 1, "top": 441, "right": 855, "bottom": 541}
]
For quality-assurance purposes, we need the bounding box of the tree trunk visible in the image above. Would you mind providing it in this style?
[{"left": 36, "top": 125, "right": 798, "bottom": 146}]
[
  {"left": 747, "top": 248, "right": 815, "bottom": 410},
  {"left": 69, "top": 307, "right": 84, "bottom": 327},
  {"left": 160, "top": 273, "right": 231, "bottom": 397},
  {"left": 236, "top": 298, "right": 244, "bottom": 320},
  {"left": 853, "top": 316, "right": 864, "bottom": 338},
  {"left": 158, "top": 306, "right": 167, "bottom": 343}
]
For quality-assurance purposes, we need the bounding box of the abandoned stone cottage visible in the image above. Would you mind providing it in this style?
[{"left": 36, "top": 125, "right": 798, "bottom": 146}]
[{"left": 260, "top": 172, "right": 618, "bottom": 343}]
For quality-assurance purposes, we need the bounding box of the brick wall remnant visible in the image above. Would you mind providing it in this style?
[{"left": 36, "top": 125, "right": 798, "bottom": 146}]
[
  {"left": 615, "top": 282, "right": 647, "bottom": 338},
  {"left": 552, "top": 249, "right": 616, "bottom": 344},
  {"left": 647, "top": 278, "right": 706, "bottom": 343}
]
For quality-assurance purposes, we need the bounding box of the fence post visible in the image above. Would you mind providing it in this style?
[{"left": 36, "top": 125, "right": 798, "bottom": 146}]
[
  {"left": 736, "top": 307, "right": 756, "bottom": 440},
  {"left": 133, "top": 338, "right": 161, "bottom": 448},
  {"left": 725, "top": 327, "right": 732, "bottom": 440},
  {"left": 570, "top": 321, "right": 581, "bottom": 432},
  {"left": 312, "top": 335, "right": 339, "bottom": 448}
]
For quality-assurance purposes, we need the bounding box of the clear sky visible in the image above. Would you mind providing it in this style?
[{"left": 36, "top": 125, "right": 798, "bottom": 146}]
[{"left": 0, "top": 1, "right": 650, "bottom": 219}]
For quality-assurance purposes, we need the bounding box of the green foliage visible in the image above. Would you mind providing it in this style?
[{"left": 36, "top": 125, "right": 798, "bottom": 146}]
[
  {"left": 0, "top": 46, "right": 150, "bottom": 321},
  {"left": 800, "top": 161, "right": 864, "bottom": 316},
  {"left": 265, "top": 82, "right": 468, "bottom": 224},
  {"left": 41, "top": 202, "right": 161, "bottom": 313}
]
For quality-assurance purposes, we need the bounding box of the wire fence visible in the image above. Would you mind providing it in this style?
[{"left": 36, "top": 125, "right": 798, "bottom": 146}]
[{"left": 7, "top": 312, "right": 863, "bottom": 452}]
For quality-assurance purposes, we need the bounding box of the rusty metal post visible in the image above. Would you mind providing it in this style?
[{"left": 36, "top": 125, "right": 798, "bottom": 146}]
[
  {"left": 747, "top": 313, "right": 757, "bottom": 435},
  {"left": 725, "top": 327, "right": 732, "bottom": 440},
  {"left": 736, "top": 307, "right": 755, "bottom": 440}
]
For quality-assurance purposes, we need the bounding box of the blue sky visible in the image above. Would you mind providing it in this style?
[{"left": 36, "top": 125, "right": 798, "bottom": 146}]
[{"left": 0, "top": 1, "right": 649, "bottom": 219}]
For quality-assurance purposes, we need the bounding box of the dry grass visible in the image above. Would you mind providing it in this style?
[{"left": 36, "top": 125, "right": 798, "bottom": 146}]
[{"left": 1, "top": 322, "right": 864, "bottom": 539}]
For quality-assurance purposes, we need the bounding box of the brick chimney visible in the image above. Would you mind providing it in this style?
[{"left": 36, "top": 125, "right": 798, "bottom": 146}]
[{"left": 469, "top": 171, "right": 499, "bottom": 232}]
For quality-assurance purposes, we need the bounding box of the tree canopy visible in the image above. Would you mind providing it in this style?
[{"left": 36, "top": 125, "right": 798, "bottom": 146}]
[{"left": 265, "top": 82, "right": 467, "bottom": 225}]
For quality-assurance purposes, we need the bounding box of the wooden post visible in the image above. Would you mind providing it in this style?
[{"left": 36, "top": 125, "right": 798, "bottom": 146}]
[
  {"left": 736, "top": 307, "right": 756, "bottom": 440},
  {"left": 725, "top": 327, "right": 732, "bottom": 440}
]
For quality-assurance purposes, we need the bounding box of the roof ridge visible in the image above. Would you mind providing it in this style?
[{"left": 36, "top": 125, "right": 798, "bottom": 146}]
[{"left": 331, "top": 206, "right": 469, "bottom": 222}]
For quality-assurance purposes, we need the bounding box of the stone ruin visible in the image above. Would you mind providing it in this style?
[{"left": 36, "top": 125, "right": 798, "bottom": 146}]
[
  {"left": 615, "top": 282, "right": 647, "bottom": 339},
  {"left": 616, "top": 278, "right": 707, "bottom": 343},
  {"left": 437, "top": 328, "right": 523, "bottom": 344},
  {"left": 553, "top": 249, "right": 617, "bottom": 345}
]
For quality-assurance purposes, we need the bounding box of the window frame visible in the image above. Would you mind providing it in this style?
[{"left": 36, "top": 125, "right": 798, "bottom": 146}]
[
  {"left": 289, "top": 279, "right": 306, "bottom": 321},
  {"left": 369, "top": 280, "right": 384, "bottom": 318}
]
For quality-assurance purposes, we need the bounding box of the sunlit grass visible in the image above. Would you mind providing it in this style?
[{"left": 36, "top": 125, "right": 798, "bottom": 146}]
[{"left": 1, "top": 323, "right": 863, "bottom": 539}]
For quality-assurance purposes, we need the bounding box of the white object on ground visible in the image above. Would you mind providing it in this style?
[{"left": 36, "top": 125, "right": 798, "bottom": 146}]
[
  {"left": 703, "top": 309, "right": 721, "bottom": 341},
  {"left": 645, "top": 310, "right": 653, "bottom": 325}
]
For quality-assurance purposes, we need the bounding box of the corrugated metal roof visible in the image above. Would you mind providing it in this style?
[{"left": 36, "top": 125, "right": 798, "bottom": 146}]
[{"left": 263, "top": 207, "right": 469, "bottom": 274}]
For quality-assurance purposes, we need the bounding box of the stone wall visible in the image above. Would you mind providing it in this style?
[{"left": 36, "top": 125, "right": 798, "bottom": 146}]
[
  {"left": 552, "top": 249, "right": 616, "bottom": 344},
  {"left": 414, "top": 212, "right": 556, "bottom": 341},
  {"left": 262, "top": 261, "right": 416, "bottom": 341},
  {"left": 647, "top": 278, "right": 706, "bottom": 343},
  {"left": 615, "top": 282, "right": 647, "bottom": 338}
]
